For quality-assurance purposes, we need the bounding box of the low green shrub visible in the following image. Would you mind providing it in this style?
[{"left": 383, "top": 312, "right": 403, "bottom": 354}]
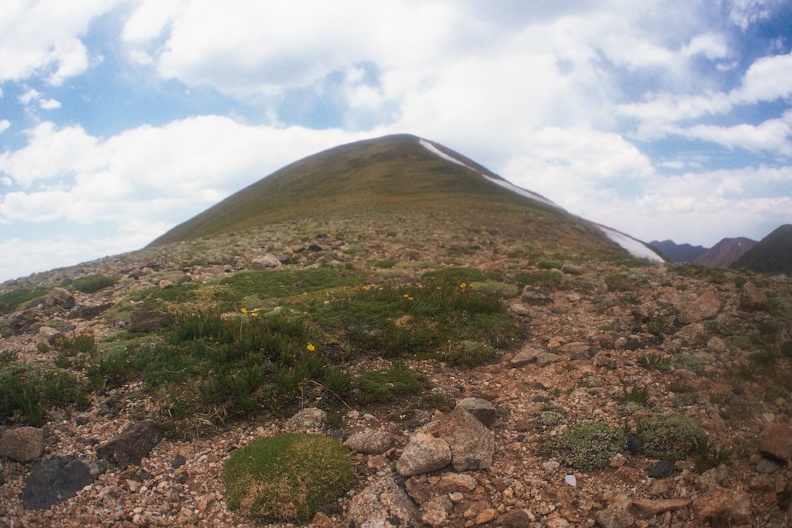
[
  {"left": 621, "top": 384, "right": 650, "bottom": 405},
  {"left": 637, "top": 413, "right": 706, "bottom": 461},
  {"left": 356, "top": 362, "right": 422, "bottom": 403},
  {"left": 441, "top": 340, "right": 495, "bottom": 367},
  {"left": 223, "top": 433, "right": 357, "bottom": 522},
  {"left": 556, "top": 421, "right": 626, "bottom": 471},
  {"left": 71, "top": 274, "right": 118, "bottom": 293},
  {"left": 0, "top": 286, "right": 49, "bottom": 315},
  {"left": 0, "top": 354, "right": 86, "bottom": 425}
]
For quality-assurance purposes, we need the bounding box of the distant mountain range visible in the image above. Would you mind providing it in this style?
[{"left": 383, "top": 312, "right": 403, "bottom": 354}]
[
  {"left": 648, "top": 240, "right": 707, "bottom": 263},
  {"left": 651, "top": 226, "right": 791, "bottom": 275},
  {"left": 732, "top": 224, "right": 792, "bottom": 275}
]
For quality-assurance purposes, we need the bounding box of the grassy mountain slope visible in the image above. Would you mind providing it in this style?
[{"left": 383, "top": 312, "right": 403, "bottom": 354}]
[
  {"left": 732, "top": 224, "right": 792, "bottom": 275},
  {"left": 147, "top": 134, "right": 625, "bottom": 260}
]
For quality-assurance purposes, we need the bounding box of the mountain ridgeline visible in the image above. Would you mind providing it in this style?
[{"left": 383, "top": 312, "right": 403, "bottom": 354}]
[
  {"left": 732, "top": 224, "right": 792, "bottom": 275},
  {"left": 148, "top": 134, "right": 647, "bottom": 262}
]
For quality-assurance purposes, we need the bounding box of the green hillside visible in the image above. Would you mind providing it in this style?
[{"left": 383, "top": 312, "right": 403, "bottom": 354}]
[{"left": 147, "top": 134, "right": 613, "bottom": 256}]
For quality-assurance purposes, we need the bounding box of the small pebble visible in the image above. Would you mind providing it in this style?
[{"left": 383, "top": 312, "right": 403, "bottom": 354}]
[{"left": 565, "top": 474, "right": 577, "bottom": 487}]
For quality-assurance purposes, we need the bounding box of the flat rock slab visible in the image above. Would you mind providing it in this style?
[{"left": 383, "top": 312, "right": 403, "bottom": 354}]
[
  {"left": 22, "top": 456, "right": 106, "bottom": 510},
  {"left": 96, "top": 420, "right": 162, "bottom": 468}
]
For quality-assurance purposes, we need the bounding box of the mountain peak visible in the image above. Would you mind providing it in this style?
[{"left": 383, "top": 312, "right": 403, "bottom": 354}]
[{"left": 148, "top": 134, "right": 660, "bottom": 262}]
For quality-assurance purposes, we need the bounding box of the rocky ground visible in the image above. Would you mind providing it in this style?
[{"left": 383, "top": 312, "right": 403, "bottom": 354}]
[{"left": 0, "top": 218, "right": 791, "bottom": 527}]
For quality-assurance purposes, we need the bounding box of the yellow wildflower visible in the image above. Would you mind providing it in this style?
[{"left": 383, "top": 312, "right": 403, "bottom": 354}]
[
  {"left": 306, "top": 343, "right": 316, "bottom": 352},
  {"left": 241, "top": 308, "right": 248, "bottom": 314}
]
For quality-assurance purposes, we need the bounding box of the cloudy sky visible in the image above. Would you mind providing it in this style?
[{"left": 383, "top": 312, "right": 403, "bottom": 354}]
[{"left": 1, "top": 0, "right": 791, "bottom": 281}]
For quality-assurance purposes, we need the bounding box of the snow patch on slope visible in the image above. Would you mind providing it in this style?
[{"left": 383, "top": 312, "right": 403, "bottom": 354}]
[
  {"left": 419, "top": 139, "right": 560, "bottom": 209},
  {"left": 419, "top": 137, "right": 663, "bottom": 263},
  {"left": 597, "top": 225, "right": 664, "bottom": 262}
]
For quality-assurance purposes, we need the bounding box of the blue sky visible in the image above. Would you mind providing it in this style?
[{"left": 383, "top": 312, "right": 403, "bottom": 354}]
[{"left": 0, "top": 0, "right": 791, "bottom": 281}]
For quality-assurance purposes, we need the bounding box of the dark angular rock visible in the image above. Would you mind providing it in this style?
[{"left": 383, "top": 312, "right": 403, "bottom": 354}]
[
  {"left": 647, "top": 459, "right": 677, "bottom": 478},
  {"left": 22, "top": 456, "right": 105, "bottom": 510},
  {"left": 96, "top": 420, "right": 162, "bottom": 468}
]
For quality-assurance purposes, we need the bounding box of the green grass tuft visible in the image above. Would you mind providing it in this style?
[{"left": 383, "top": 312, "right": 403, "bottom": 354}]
[
  {"left": 637, "top": 413, "right": 706, "bottom": 462},
  {"left": 556, "top": 421, "right": 626, "bottom": 471},
  {"left": 223, "top": 433, "right": 357, "bottom": 522}
]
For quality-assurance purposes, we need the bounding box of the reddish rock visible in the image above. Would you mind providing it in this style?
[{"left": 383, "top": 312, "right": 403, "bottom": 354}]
[
  {"left": 629, "top": 498, "right": 691, "bottom": 518},
  {"left": 693, "top": 488, "right": 751, "bottom": 527},
  {"left": 740, "top": 281, "right": 768, "bottom": 311},
  {"left": 0, "top": 427, "right": 45, "bottom": 463},
  {"left": 677, "top": 290, "right": 721, "bottom": 324},
  {"left": 758, "top": 423, "right": 792, "bottom": 462}
]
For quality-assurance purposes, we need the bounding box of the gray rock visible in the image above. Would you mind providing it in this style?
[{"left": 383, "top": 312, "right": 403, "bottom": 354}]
[
  {"left": 456, "top": 397, "right": 497, "bottom": 428},
  {"left": 96, "top": 420, "right": 162, "bottom": 468},
  {"left": 37, "top": 326, "right": 62, "bottom": 346},
  {"left": 344, "top": 429, "right": 393, "bottom": 454},
  {"left": 396, "top": 432, "right": 451, "bottom": 477},
  {"left": 521, "top": 286, "right": 553, "bottom": 305},
  {"left": 22, "top": 456, "right": 105, "bottom": 510},
  {"left": 0, "top": 427, "right": 45, "bottom": 463},
  {"left": 432, "top": 405, "right": 494, "bottom": 472},
  {"left": 348, "top": 475, "right": 418, "bottom": 528},
  {"left": 646, "top": 459, "right": 676, "bottom": 478},
  {"left": 285, "top": 407, "right": 327, "bottom": 432},
  {"left": 755, "top": 458, "right": 782, "bottom": 474},
  {"left": 45, "top": 287, "right": 74, "bottom": 309},
  {"left": 251, "top": 253, "right": 282, "bottom": 269}
]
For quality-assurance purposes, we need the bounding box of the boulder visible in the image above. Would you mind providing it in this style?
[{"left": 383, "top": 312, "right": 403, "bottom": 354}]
[
  {"left": 432, "top": 405, "right": 494, "bottom": 472},
  {"left": 692, "top": 488, "right": 751, "bottom": 526},
  {"left": 677, "top": 290, "right": 721, "bottom": 324},
  {"left": 284, "top": 407, "right": 327, "bottom": 432},
  {"left": 396, "top": 432, "right": 451, "bottom": 477},
  {"left": 37, "top": 327, "right": 62, "bottom": 346},
  {"left": 348, "top": 475, "right": 418, "bottom": 528},
  {"left": 739, "top": 281, "right": 768, "bottom": 311},
  {"left": 0, "top": 427, "right": 45, "bottom": 463},
  {"left": 251, "top": 254, "right": 282, "bottom": 270},
  {"left": 344, "top": 429, "right": 393, "bottom": 454},
  {"left": 456, "top": 397, "right": 497, "bottom": 428},
  {"left": 758, "top": 423, "right": 792, "bottom": 462},
  {"left": 45, "top": 288, "right": 74, "bottom": 309},
  {"left": 96, "top": 420, "right": 162, "bottom": 468}
]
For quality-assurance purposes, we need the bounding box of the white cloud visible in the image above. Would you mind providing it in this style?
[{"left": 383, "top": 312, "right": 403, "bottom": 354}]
[
  {"left": 0, "top": 117, "right": 369, "bottom": 229},
  {"left": 732, "top": 52, "right": 792, "bottom": 104},
  {"left": 0, "top": 0, "right": 119, "bottom": 84},
  {"left": 0, "top": 120, "right": 9, "bottom": 134},
  {"left": 673, "top": 111, "right": 792, "bottom": 156}
]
